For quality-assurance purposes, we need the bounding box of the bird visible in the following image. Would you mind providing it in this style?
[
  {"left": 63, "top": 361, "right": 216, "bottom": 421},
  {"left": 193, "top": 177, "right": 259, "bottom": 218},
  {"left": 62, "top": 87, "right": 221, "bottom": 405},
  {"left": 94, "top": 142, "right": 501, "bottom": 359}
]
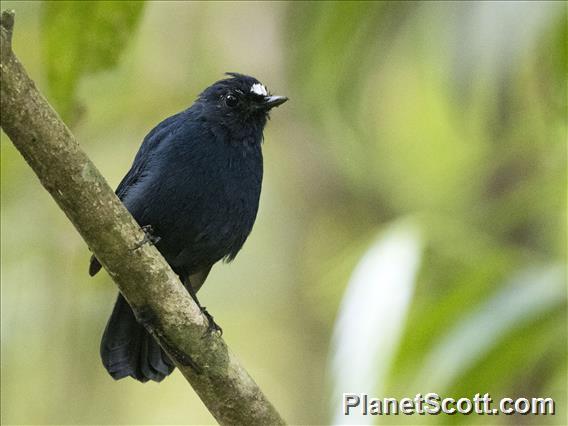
[{"left": 89, "top": 73, "right": 287, "bottom": 383}]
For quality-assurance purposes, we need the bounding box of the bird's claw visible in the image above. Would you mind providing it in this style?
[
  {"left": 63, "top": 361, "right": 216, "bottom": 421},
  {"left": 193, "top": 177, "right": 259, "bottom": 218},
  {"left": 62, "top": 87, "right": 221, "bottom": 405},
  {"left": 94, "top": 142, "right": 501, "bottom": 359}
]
[
  {"left": 133, "top": 225, "right": 161, "bottom": 250},
  {"left": 201, "top": 307, "right": 223, "bottom": 337}
]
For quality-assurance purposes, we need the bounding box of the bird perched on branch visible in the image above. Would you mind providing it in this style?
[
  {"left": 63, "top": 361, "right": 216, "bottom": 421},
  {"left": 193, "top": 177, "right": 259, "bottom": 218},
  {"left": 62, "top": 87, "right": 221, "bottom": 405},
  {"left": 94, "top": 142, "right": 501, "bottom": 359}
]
[{"left": 89, "top": 73, "right": 287, "bottom": 382}]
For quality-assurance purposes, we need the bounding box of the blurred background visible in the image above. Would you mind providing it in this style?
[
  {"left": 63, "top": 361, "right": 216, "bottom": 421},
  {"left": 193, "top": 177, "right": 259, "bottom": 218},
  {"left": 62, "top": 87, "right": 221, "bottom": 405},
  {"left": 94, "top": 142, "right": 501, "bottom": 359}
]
[{"left": 1, "top": 1, "right": 566, "bottom": 425}]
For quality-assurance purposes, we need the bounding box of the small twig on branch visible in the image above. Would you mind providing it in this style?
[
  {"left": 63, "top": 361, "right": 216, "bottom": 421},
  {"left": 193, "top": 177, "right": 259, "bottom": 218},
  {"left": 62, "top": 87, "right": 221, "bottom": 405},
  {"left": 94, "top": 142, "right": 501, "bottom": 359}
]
[{"left": 0, "top": 10, "right": 285, "bottom": 426}]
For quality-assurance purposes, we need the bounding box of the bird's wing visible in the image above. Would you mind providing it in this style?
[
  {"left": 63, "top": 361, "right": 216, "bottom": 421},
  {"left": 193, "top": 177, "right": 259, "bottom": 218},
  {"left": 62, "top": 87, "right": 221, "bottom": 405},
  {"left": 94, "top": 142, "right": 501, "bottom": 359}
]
[
  {"left": 89, "top": 110, "right": 187, "bottom": 276},
  {"left": 115, "top": 110, "right": 186, "bottom": 199}
]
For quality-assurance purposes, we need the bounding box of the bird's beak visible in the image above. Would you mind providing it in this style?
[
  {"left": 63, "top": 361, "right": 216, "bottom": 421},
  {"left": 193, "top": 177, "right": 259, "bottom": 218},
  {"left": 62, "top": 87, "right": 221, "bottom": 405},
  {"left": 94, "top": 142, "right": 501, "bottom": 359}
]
[{"left": 263, "top": 95, "right": 288, "bottom": 110}]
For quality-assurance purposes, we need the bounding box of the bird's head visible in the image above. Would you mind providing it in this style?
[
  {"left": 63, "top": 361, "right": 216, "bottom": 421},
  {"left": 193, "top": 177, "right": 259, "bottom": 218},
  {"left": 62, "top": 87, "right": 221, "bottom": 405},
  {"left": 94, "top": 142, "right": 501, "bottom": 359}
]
[{"left": 196, "top": 73, "right": 287, "bottom": 139}]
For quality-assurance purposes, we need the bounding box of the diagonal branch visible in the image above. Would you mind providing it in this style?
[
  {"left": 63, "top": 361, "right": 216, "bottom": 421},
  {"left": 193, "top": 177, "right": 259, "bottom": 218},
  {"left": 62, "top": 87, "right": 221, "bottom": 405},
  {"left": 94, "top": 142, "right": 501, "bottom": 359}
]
[{"left": 0, "top": 10, "right": 285, "bottom": 426}]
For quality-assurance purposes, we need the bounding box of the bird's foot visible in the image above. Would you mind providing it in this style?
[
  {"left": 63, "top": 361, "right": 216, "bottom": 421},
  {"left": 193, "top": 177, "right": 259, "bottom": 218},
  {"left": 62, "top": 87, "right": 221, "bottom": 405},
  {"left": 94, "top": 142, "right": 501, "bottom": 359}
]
[
  {"left": 133, "top": 225, "right": 161, "bottom": 250},
  {"left": 201, "top": 307, "right": 223, "bottom": 337}
]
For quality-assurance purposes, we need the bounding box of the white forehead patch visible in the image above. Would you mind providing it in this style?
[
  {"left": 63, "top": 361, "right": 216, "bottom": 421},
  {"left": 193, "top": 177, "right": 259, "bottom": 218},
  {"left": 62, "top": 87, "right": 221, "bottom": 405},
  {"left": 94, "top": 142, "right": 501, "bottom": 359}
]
[{"left": 251, "top": 83, "right": 268, "bottom": 96}]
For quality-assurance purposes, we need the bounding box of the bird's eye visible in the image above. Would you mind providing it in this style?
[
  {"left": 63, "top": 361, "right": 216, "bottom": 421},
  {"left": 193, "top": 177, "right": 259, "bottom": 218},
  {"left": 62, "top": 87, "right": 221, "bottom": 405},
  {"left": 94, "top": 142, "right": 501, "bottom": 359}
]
[{"left": 225, "top": 94, "right": 239, "bottom": 107}]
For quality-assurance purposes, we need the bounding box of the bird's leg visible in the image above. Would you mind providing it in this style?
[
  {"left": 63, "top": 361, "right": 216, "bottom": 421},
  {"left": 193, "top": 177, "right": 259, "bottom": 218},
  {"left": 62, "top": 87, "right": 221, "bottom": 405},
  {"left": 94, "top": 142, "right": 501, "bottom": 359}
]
[
  {"left": 186, "top": 280, "right": 223, "bottom": 336},
  {"left": 201, "top": 307, "right": 223, "bottom": 337},
  {"left": 132, "top": 225, "right": 161, "bottom": 250}
]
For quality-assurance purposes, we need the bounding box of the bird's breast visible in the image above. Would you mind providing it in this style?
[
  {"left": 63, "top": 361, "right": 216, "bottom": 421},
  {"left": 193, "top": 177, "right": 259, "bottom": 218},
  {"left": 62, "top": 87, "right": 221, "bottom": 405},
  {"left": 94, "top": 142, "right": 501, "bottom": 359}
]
[
  {"left": 152, "top": 140, "right": 263, "bottom": 269},
  {"left": 203, "top": 144, "right": 263, "bottom": 238}
]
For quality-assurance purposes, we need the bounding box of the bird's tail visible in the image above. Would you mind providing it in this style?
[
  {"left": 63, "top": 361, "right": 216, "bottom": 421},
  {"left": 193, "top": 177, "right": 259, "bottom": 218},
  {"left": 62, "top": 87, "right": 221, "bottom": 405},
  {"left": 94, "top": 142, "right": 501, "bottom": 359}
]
[{"left": 100, "top": 294, "right": 175, "bottom": 382}]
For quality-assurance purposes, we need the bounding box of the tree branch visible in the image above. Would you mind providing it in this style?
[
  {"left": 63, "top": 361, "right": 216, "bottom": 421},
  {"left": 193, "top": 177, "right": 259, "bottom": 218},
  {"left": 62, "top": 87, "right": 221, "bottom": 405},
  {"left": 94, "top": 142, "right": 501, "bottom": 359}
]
[{"left": 0, "top": 10, "right": 285, "bottom": 426}]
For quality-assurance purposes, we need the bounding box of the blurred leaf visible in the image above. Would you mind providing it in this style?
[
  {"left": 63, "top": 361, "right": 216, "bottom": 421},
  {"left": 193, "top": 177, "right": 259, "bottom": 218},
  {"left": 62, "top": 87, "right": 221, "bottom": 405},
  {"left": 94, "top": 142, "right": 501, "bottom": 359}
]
[
  {"left": 287, "top": 2, "right": 415, "bottom": 191},
  {"left": 41, "top": 1, "right": 145, "bottom": 122},
  {"left": 413, "top": 264, "right": 566, "bottom": 392},
  {"left": 329, "top": 220, "right": 422, "bottom": 425},
  {"left": 448, "top": 310, "right": 567, "bottom": 425}
]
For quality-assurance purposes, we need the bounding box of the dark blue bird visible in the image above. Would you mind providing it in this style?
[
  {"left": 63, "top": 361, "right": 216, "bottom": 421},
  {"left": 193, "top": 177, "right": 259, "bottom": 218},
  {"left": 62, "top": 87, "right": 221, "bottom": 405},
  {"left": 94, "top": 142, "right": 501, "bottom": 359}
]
[{"left": 89, "top": 73, "right": 287, "bottom": 382}]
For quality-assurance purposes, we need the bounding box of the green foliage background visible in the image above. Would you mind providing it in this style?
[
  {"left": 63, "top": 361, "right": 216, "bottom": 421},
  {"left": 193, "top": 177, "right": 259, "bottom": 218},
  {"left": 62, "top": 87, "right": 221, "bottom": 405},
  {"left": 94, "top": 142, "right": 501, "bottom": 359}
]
[{"left": 1, "top": 1, "right": 566, "bottom": 425}]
